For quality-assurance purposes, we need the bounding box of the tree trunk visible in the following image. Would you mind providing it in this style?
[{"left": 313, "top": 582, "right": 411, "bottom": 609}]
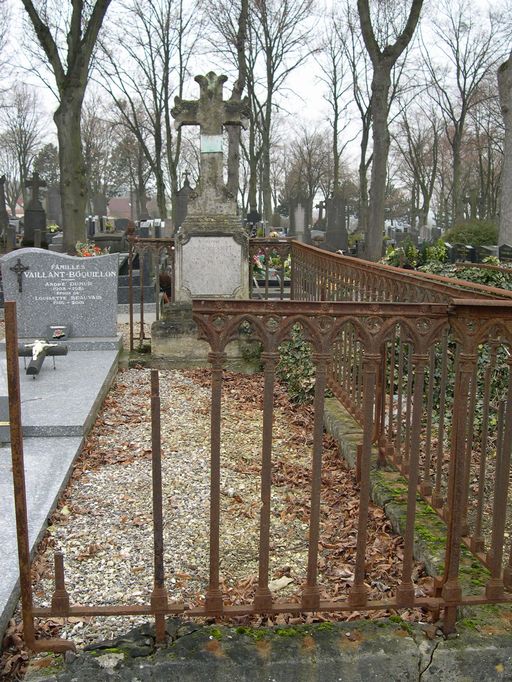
[
  {"left": 358, "top": 125, "right": 370, "bottom": 236},
  {"left": 451, "top": 128, "right": 464, "bottom": 226},
  {"left": 54, "top": 94, "right": 87, "bottom": 254},
  {"left": 366, "top": 68, "right": 390, "bottom": 261},
  {"left": 499, "top": 52, "right": 512, "bottom": 245}
]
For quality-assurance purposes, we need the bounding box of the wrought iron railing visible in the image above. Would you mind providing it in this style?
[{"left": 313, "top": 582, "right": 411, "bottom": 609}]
[
  {"left": 127, "top": 236, "right": 174, "bottom": 351},
  {"left": 9, "top": 240, "right": 512, "bottom": 653}
]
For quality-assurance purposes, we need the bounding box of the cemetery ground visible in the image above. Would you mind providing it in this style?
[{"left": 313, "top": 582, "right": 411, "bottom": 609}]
[
  {"left": 2, "top": 318, "right": 512, "bottom": 681},
  {"left": 0, "top": 318, "right": 436, "bottom": 680}
]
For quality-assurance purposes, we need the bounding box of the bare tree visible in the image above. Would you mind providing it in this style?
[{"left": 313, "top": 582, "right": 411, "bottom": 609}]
[
  {"left": 423, "top": 0, "right": 507, "bottom": 228},
  {"left": 21, "top": 0, "right": 113, "bottom": 252},
  {"left": 81, "top": 98, "right": 119, "bottom": 215},
  {"left": 252, "top": 0, "right": 314, "bottom": 222},
  {"left": 393, "top": 106, "right": 440, "bottom": 238},
  {"left": 0, "top": 141, "right": 21, "bottom": 216},
  {"left": 98, "top": 0, "right": 198, "bottom": 223},
  {"left": 316, "top": 12, "right": 353, "bottom": 194},
  {"left": 357, "top": 0, "right": 423, "bottom": 260},
  {"left": 0, "top": 84, "right": 44, "bottom": 205}
]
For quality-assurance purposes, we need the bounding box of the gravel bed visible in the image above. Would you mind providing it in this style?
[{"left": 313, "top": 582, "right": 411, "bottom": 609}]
[{"left": 25, "top": 366, "right": 428, "bottom": 649}]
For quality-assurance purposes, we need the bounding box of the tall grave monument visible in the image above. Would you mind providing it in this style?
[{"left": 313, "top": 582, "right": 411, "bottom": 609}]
[
  {"left": 22, "top": 172, "right": 47, "bottom": 248},
  {"left": 152, "top": 72, "right": 250, "bottom": 357},
  {"left": 172, "top": 72, "right": 249, "bottom": 300}
]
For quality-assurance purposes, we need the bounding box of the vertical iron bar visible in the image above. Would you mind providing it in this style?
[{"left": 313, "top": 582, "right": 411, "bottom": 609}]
[
  {"left": 205, "top": 352, "right": 226, "bottom": 615},
  {"left": 349, "top": 353, "right": 378, "bottom": 607},
  {"left": 395, "top": 330, "right": 405, "bottom": 465},
  {"left": 472, "top": 342, "right": 497, "bottom": 553},
  {"left": 420, "top": 347, "right": 436, "bottom": 496},
  {"left": 460, "top": 362, "right": 478, "bottom": 536},
  {"left": 396, "top": 355, "right": 427, "bottom": 605},
  {"left": 139, "top": 251, "right": 145, "bottom": 345},
  {"left": 441, "top": 350, "right": 475, "bottom": 633},
  {"left": 5, "top": 301, "right": 37, "bottom": 650},
  {"left": 486, "top": 373, "right": 512, "bottom": 599},
  {"left": 302, "top": 353, "right": 330, "bottom": 610},
  {"left": 128, "top": 240, "right": 134, "bottom": 352},
  {"left": 150, "top": 370, "right": 168, "bottom": 643},
  {"left": 432, "top": 332, "right": 449, "bottom": 508},
  {"left": 254, "top": 353, "right": 278, "bottom": 611}
]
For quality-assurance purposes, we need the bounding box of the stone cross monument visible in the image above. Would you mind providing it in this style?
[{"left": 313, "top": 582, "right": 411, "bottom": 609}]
[
  {"left": 170, "top": 72, "right": 250, "bottom": 300},
  {"left": 22, "top": 171, "right": 47, "bottom": 248},
  {"left": 152, "top": 73, "right": 250, "bottom": 359}
]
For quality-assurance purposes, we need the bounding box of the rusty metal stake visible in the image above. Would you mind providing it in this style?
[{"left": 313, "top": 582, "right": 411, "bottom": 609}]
[{"left": 5, "top": 301, "right": 74, "bottom": 653}]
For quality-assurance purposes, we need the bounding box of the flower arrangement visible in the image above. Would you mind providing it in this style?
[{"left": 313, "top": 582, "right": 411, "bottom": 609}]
[
  {"left": 47, "top": 223, "right": 61, "bottom": 234},
  {"left": 252, "top": 251, "right": 291, "bottom": 279},
  {"left": 75, "top": 241, "right": 110, "bottom": 257}
]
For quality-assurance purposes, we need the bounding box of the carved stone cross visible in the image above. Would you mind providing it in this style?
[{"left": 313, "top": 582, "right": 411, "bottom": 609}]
[
  {"left": 25, "top": 172, "right": 47, "bottom": 210},
  {"left": 172, "top": 73, "right": 249, "bottom": 194},
  {"left": 10, "top": 258, "right": 30, "bottom": 292}
]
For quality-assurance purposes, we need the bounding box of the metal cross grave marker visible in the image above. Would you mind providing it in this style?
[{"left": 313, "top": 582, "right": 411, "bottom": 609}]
[{"left": 10, "top": 258, "right": 30, "bottom": 292}]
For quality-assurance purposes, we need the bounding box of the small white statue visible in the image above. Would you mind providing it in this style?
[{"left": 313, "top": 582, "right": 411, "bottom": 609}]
[{"left": 25, "top": 339, "right": 58, "bottom": 361}]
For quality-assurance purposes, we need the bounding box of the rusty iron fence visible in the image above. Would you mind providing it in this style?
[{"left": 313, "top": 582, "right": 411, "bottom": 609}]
[
  {"left": 127, "top": 236, "right": 174, "bottom": 351},
  {"left": 9, "top": 242, "right": 512, "bottom": 652}
]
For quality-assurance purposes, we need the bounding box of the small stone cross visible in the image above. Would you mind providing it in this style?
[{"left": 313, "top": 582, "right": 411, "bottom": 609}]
[
  {"left": 25, "top": 172, "right": 47, "bottom": 210},
  {"left": 172, "top": 72, "right": 249, "bottom": 191},
  {"left": 10, "top": 258, "right": 30, "bottom": 292}
]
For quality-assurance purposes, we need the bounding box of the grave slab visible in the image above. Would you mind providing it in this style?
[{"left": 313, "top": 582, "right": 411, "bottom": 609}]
[
  {"left": 0, "top": 436, "right": 82, "bottom": 639},
  {"left": 0, "top": 344, "right": 119, "bottom": 640},
  {"left": 0, "top": 350, "right": 119, "bottom": 437}
]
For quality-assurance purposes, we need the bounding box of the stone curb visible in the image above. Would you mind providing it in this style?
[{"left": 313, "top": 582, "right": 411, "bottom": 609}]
[{"left": 24, "top": 620, "right": 512, "bottom": 681}]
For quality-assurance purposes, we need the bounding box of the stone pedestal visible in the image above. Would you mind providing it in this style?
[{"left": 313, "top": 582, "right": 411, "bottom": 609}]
[{"left": 22, "top": 208, "right": 47, "bottom": 248}]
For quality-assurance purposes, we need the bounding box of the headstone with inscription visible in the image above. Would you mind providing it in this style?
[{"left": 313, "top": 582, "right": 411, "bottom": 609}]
[{"left": 0, "top": 248, "right": 119, "bottom": 340}]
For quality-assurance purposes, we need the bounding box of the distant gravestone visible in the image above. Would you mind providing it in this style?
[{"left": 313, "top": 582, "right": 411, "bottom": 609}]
[
  {"left": 175, "top": 173, "right": 193, "bottom": 232},
  {"left": 447, "top": 243, "right": 468, "bottom": 263},
  {"left": 324, "top": 195, "right": 348, "bottom": 253},
  {"left": 474, "top": 245, "right": 494, "bottom": 262},
  {"left": 499, "top": 244, "right": 512, "bottom": 262},
  {"left": 0, "top": 176, "right": 9, "bottom": 244},
  {"left": 0, "top": 248, "right": 119, "bottom": 339},
  {"left": 114, "top": 218, "right": 129, "bottom": 232},
  {"left": 22, "top": 172, "right": 47, "bottom": 248},
  {"left": 46, "top": 185, "right": 62, "bottom": 225},
  {"left": 293, "top": 203, "right": 306, "bottom": 242},
  {"left": 48, "top": 232, "right": 64, "bottom": 253}
]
